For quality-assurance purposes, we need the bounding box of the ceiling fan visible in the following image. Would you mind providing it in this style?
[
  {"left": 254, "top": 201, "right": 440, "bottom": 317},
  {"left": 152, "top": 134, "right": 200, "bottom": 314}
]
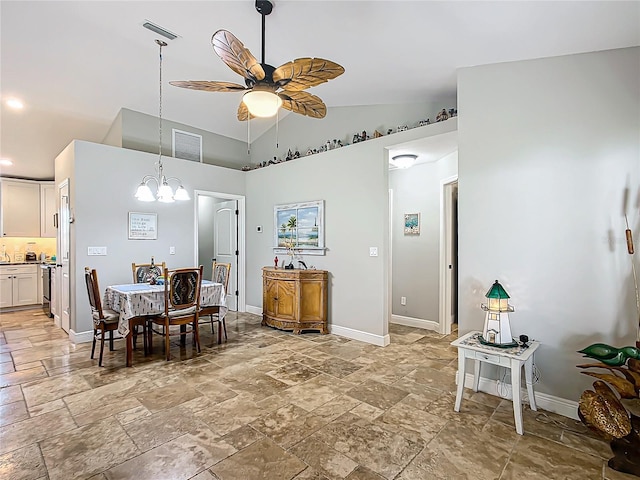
[{"left": 170, "top": 0, "right": 345, "bottom": 120}]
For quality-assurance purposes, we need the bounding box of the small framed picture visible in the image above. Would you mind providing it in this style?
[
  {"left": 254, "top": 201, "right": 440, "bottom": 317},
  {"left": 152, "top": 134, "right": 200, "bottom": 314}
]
[
  {"left": 404, "top": 213, "right": 420, "bottom": 235},
  {"left": 128, "top": 212, "right": 157, "bottom": 240}
]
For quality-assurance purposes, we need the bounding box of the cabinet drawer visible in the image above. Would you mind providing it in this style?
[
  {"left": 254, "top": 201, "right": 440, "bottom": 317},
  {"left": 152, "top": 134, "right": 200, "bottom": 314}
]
[
  {"left": 0, "top": 264, "right": 38, "bottom": 275},
  {"left": 466, "top": 349, "right": 510, "bottom": 366}
]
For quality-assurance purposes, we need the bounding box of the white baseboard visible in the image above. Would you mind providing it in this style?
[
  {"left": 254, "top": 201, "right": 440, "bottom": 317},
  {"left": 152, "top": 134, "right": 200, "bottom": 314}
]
[
  {"left": 391, "top": 314, "right": 439, "bottom": 332},
  {"left": 69, "top": 329, "right": 93, "bottom": 344},
  {"left": 54, "top": 315, "right": 61, "bottom": 328},
  {"left": 245, "top": 305, "right": 262, "bottom": 316},
  {"left": 330, "top": 325, "right": 390, "bottom": 347},
  {"left": 460, "top": 372, "right": 579, "bottom": 420}
]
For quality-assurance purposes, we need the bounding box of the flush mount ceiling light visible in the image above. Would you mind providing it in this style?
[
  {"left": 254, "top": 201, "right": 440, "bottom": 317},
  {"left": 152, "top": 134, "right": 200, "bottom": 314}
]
[
  {"left": 135, "top": 40, "right": 189, "bottom": 203},
  {"left": 0, "top": 158, "right": 13, "bottom": 166},
  {"left": 170, "top": 0, "right": 344, "bottom": 120},
  {"left": 390, "top": 154, "right": 418, "bottom": 169}
]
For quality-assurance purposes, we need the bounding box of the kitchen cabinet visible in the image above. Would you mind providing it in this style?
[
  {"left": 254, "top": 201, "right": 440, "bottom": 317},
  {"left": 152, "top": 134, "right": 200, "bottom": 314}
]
[
  {"left": 40, "top": 183, "right": 56, "bottom": 238},
  {"left": 0, "top": 264, "right": 39, "bottom": 308},
  {"left": 262, "top": 267, "right": 328, "bottom": 334},
  {"left": 1, "top": 179, "right": 41, "bottom": 237}
]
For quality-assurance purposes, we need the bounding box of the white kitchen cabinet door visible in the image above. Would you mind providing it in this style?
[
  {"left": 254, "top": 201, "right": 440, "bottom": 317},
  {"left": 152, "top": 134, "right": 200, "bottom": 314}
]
[
  {"left": 1, "top": 179, "right": 40, "bottom": 237},
  {"left": 13, "top": 271, "right": 38, "bottom": 306},
  {"left": 0, "top": 274, "right": 12, "bottom": 308},
  {"left": 40, "top": 183, "right": 56, "bottom": 238}
]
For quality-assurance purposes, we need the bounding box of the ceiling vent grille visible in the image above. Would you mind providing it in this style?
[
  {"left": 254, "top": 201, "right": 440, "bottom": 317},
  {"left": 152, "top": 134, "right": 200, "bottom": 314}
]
[{"left": 173, "top": 129, "right": 202, "bottom": 163}]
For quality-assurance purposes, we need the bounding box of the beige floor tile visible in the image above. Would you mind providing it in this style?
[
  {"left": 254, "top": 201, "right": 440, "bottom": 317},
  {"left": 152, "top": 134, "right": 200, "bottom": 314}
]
[
  {"left": 0, "top": 442, "right": 47, "bottom": 480},
  {"left": 210, "top": 438, "right": 306, "bottom": 480},
  {"left": 104, "top": 426, "right": 235, "bottom": 480}
]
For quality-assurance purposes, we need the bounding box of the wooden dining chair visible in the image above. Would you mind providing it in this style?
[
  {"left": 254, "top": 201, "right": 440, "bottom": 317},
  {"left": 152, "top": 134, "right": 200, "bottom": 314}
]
[
  {"left": 200, "top": 262, "right": 231, "bottom": 344},
  {"left": 84, "top": 267, "right": 120, "bottom": 367},
  {"left": 132, "top": 261, "right": 166, "bottom": 284},
  {"left": 149, "top": 266, "right": 203, "bottom": 361}
]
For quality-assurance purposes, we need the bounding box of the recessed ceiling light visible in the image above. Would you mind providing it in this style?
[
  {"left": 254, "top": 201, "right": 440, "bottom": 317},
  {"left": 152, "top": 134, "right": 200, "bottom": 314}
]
[
  {"left": 0, "top": 158, "right": 14, "bottom": 166},
  {"left": 6, "top": 98, "right": 24, "bottom": 110}
]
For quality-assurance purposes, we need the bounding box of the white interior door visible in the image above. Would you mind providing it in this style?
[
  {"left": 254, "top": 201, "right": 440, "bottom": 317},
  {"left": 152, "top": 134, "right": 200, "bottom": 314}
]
[
  {"left": 58, "top": 179, "right": 71, "bottom": 333},
  {"left": 214, "top": 200, "right": 238, "bottom": 311}
]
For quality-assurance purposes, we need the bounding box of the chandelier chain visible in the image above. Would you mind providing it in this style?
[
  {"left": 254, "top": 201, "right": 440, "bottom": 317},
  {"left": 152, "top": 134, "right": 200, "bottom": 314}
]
[{"left": 157, "top": 39, "right": 166, "bottom": 164}]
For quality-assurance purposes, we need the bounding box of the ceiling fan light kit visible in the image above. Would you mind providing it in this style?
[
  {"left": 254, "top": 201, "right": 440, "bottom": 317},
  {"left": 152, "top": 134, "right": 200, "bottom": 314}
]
[
  {"left": 170, "top": 0, "right": 344, "bottom": 120},
  {"left": 242, "top": 87, "right": 283, "bottom": 118}
]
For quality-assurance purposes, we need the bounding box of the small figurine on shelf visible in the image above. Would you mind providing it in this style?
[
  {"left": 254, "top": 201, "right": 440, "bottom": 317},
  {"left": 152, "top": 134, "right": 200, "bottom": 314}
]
[
  {"left": 274, "top": 256, "right": 279, "bottom": 268},
  {"left": 448, "top": 108, "right": 456, "bottom": 117},
  {"left": 361, "top": 130, "right": 367, "bottom": 141},
  {"left": 373, "top": 130, "right": 383, "bottom": 138},
  {"left": 418, "top": 118, "right": 431, "bottom": 127},
  {"left": 387, "top": 128, "right": 393, "bottom": 135},
  {"left": 293, "top": 149, "right": 300, "bottom": 159},
  {"left": 286, "top": 149, "right": 293, "bottom": 161},
  {"left": 306, "top": 148, "right": 313, "bottom": 156},
  {"left": 337, "top": 139, "right": 343, "bottom": 148},
  {"left": 436, "top": 109, "right": 449, "bottom": 122},
  {"left": 325, "top": 140, "right": 332, "bottom": 151},
  {"left": 397, "top": 125, "right": 408, "bottom": 132},
  {"left": 352, "top": 133, "right": 360, "bottom": 144}
]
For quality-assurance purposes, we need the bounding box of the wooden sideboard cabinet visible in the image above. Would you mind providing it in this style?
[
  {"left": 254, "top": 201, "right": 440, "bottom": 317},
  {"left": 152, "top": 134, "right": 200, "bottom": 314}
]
[{"left": 262, "top": 267, "right": 328, "bottom": 334}]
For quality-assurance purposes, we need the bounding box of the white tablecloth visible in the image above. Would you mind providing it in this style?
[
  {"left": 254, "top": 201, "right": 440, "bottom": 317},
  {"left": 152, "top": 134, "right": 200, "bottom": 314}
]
[{"left": 103, "top": 280, "right": 227, "bottom": 337}]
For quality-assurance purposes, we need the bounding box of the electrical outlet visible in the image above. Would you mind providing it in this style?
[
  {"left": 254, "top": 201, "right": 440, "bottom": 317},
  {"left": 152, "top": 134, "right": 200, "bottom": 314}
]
[
  {"left": 400, "top": 296, "right": 406, "bottom": 305},
  {"left": 369, "top": 247, "right": 378, "bottom": 257}
]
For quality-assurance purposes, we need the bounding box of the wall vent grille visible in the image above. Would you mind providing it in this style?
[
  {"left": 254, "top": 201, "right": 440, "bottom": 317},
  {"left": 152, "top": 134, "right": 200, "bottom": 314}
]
[{"left": 172, "top": 129, "right": 202, "bottom": 163}]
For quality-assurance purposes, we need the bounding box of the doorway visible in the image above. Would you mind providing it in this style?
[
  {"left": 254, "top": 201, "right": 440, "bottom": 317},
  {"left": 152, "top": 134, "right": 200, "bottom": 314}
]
[
  {"left": 440, "top": 176, "right": 458, "bottom": 334},
  {"left": 195, "top": 191, "right": 245, "bottom": 312}
]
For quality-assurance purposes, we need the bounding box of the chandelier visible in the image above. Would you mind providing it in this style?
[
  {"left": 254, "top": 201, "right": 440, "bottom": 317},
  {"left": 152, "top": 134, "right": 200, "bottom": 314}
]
[{"left": 135, "top": 39, "right": 189, "bottom": 203}]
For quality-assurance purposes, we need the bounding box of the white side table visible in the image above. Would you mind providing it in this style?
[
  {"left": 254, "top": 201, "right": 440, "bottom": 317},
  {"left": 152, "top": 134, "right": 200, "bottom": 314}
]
[{"left": 451, "top": 330, "right": 540, "bottom": 435}]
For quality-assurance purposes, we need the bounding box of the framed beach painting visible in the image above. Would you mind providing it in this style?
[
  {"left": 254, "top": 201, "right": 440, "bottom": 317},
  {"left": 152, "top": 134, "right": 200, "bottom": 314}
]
[
  {"left": 274, "top": 200, "right": 325, "bottom": 255},
  {"left": 404, "top": 213, "right": 420, "bottom": 235}
]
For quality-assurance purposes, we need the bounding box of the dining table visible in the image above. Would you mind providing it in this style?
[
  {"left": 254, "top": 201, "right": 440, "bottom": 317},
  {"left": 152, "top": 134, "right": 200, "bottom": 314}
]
[{"left": 103, "top": 280, "right": 227, "bottom": 366}]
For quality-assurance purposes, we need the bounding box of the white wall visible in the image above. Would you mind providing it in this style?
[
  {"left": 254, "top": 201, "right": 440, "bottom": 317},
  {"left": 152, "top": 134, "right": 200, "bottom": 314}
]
[
  {"left": 250, "top": 100, "right": 457, "bottom": 166},
  {"left": 245, "top": 120, "right": 458, "bottom": 345},
  {"left": 60, "top": 140, "right": 245, "bottom": 335},
  {"left": 390, "top": 151, "right": 457, "bottom": 325},
  {"left": 458, "top": 47, "right": 640, "bottom": 402}
]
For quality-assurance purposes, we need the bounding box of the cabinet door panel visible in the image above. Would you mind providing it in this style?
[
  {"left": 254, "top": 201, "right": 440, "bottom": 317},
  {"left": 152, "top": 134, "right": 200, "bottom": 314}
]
[
  {"left": 300, "top": 281, "right": 324, "bottom": 321},
  {"left": 13, "top": 273, "right": 38, "bottom": 306},
  {"left": 264, "top": 279, "right": 278, "bottom": 317},
  {"left": 1, "top": 180, "right": 40, "bottom": 237},
  {"left": 276, "top": 281, "right": 297, "bottom": 320},
  {"left": 40, "top": 183, "right": 56, "bottom": 238},
  {"left": 0, "top": 275, "right": 12, "bottom": 308}
]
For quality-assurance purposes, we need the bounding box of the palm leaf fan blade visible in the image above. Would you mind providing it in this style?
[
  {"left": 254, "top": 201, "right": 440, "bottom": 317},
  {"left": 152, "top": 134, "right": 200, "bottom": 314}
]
[
  {"left": 169, "top": 81, "right": 248, "bottom": 93},
  {"left": 211, "top": 30, "right": 265, "bottom": 82},
  {"left": 273, "top": 57, "right": 345, "bottom": 91},
  {"left": 278, "top": 90, "right": 326, "bottom": 119},
  {"left": 237, "top": 101, "right": 255, "bottom": 121}
]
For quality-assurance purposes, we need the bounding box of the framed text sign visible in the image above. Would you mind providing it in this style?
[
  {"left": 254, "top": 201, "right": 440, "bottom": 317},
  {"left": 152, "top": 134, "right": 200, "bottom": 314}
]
[{"left": 128, "top": 212, "right": 157, "bottom": 240}]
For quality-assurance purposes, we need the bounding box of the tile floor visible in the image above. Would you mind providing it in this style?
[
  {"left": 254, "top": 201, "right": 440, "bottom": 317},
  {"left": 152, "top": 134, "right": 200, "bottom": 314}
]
[{"left": 0, "top": 308, "right": 635, "bottom": 480}]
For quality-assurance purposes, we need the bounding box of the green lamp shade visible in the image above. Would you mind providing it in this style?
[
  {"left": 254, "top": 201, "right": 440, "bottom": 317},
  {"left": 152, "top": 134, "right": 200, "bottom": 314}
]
[
  {"left": 486, "top": 280, "right": 511, "bottom": 312},
  {"left": 485, "top": 280, "right": 510, "bottom": 299}
]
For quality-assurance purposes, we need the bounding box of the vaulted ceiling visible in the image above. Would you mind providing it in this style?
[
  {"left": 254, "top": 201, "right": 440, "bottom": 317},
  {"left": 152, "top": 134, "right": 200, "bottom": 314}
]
[{"left": 1, "top": 1, "right": 638, "bottom": 180}]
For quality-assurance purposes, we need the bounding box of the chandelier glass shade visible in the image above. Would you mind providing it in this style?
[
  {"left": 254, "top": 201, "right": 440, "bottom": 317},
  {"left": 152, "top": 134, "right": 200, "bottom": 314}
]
[
  {"left": 242, "top": 89, "right": 282, "bottom": 118},
  {"left": 135, "top": 39, "right": 189, "bottom": 203}
]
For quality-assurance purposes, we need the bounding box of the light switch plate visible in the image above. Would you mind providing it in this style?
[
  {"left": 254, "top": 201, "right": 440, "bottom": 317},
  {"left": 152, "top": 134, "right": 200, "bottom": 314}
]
[
  {"left": 169, "top": 246, "right": 176, "bottom": 255},
  {"left": 369, "top": 247, "right": 378, "bottom": 257},
  {"left": 88, "top": 246, "right": 107, "bottom": 256}
]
